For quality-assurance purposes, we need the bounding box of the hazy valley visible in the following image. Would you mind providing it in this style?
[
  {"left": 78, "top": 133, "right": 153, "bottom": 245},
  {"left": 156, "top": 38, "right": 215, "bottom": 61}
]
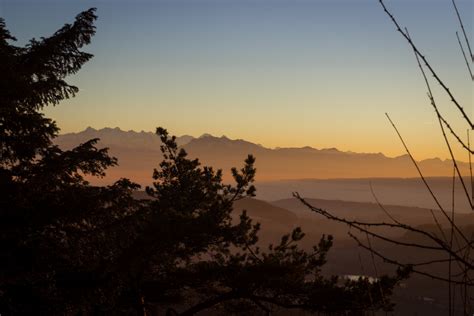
[
  {"left": 59, "top": 127, "right": 472, "bottom": 314},
  {"left": 57, "top": 127, "right": 473, "bottom": 213}
]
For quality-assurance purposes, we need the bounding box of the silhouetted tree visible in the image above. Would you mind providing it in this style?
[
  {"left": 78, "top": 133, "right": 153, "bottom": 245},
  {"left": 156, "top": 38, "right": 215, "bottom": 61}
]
[
  {"left": 119, "top": 128, "right": 409, "bottom": 315},
  {"left": 0, "top": 8, "right": 142, "bottom": 314},
  {"left": 0, "top": 8, "right": 407, "bottom": 315}
]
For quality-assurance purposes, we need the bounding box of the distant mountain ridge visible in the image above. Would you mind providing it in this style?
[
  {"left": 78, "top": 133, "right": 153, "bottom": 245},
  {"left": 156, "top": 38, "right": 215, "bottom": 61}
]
[
  {"left": 55, "top": 127, "right": 469, "bottom": 185},
  {"left": 56, "top": 126, "right": 195, "bottom": 149}
]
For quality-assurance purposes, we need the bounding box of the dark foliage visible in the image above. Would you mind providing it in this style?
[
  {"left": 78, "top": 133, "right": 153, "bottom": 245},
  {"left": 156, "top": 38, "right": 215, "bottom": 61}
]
[
  {"left": 0, "top": 9, "right": 406, "bottom": 315},
  {"left": 0, "top": 8, "right": 140, "bottom": 314}
]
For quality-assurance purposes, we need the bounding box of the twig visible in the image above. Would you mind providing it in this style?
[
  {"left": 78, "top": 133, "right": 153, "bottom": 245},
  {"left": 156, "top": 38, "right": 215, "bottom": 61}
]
[
  {"left": 451, "top": 0, "right": 473, "bottom": 62},
  {"left": 429, "top": 209, "right": 448, "bottom": 244},
  {"left": 438, "top": 112, "right": 473, "bottom": 155},
  {"left": 404, "top": 28, "right": 473, "bottom": 210},
  {"left": 364, "top": 230, "right": 387, "bottom": 310},
  {"left": 385, "top": 113, "right": 472, "bottom": 243},
  {"left": 349, "top": 232, "right": 473, "bottom": 286},
  {"left": 294, "top": 193, "right": 474, "bottom": 268},
  {"left": 449, "top": 166, "right": 455, "bottom": 316},
  {"left": 369, "top": 182, "right": 400, "bottom": 224},
  {"left": 456, "top": 32, "right": 474, "bottom": 80},
  {"left": 469, "top": 130, "right": 473, "bottom": 210},
  {"left": 378, "top": 0, "right": 473, "bottom": 128},
  {"left": 435, "top": 111, "right": 473, "bottom": 209}
]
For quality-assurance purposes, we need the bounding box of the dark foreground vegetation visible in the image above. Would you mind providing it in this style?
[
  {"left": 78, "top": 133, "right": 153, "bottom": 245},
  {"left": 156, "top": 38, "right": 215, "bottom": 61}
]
[
  {"left": 293, "top": 0, "right": 474, "bottom": 314},
  {"left": 0, "top": 8, "right": 409, "bottom": 315}
]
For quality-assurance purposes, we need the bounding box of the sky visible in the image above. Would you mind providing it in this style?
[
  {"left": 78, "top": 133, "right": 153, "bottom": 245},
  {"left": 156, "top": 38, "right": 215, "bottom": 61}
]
[{"left": 1, "top": 0, "right": 472, "bottom": 160}]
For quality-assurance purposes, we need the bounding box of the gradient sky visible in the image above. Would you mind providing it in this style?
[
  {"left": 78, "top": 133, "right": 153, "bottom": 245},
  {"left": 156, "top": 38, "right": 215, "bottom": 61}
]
[{"left": 1, "top": 0, "right": 472, "bottom": 160}]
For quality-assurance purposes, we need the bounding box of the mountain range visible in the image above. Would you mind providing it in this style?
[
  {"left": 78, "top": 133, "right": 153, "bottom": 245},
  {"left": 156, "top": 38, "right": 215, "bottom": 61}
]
[{"left": 55, "top": 127, "right": 469, "bottom": 185}]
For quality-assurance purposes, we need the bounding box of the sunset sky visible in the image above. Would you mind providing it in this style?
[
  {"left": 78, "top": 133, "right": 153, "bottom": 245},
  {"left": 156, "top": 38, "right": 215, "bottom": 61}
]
[{"left": 1, "top": 0, "right": 472, "bottom": 160}]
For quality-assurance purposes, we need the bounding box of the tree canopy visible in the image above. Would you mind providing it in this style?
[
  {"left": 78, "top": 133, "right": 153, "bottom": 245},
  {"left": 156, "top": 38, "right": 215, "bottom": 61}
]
[{"left": 0, "top": 8, "right": 407, "bottom": 315}]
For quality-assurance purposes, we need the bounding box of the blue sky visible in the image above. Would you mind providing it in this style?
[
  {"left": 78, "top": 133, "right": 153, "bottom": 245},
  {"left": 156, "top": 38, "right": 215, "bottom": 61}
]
[{"left": 1, "top": 0, "right": 472, "bottom": 159}]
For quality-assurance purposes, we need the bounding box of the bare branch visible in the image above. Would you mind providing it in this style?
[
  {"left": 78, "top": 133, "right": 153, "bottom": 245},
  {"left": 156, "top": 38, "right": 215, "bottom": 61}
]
[
  {"left": 378, "top": 0, "right": 473, "bottom": 128},
  {"left": 369, "top": 182, "right": 401, "bottom": 224},
  {"left": 469, "top": 130, "right": 473, "bottom": 209},
  {"left": 452, "top": 0, "right": 473, "bottom": 62},
  {"left": 404, "top": 28, "right": 473, "bottom": 210},
  {"left": 349, "top": 232, "right": 473, "bottom": 286},
  {"left": 385, "top": 114, "right": 472, "bottom": 242},
  {"left": 294, "top": 193, "right": 474, "bottom": 268},
  {"left": 456, "top": 32, "right": 474, "bottom": 80}
]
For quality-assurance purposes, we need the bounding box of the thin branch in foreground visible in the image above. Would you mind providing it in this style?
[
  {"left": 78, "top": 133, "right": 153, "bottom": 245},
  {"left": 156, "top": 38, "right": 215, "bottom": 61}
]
[
  {"left": 435, "top": 112, "right": 473, "bottom": 209},
  {"left": 378, "top": 0, "right": 473, "bottom": 128},
  {"left": 469, "top": 130, "right": 473, "bottom": 210},
  {"left": 385, "top": 113, "right": 471, "bottom": 243},
  {"left": 456, "top": 32, "right": 474, "bottom": 80},
  {"left": 369, "top": 182, "right": 401, "bottom": 224},
  {"left": 403, "top": 29, "right": 473, "bottom": 154},
  {"left": 452, "top": 0, "right": 473, "bottom": 62},
  {"left": 449, "top": 166, "right": 456, "bottom": 316},
  {"left": 404, "top": 28, "right": 473, "bottom": 209},
  {"left": 349, "top": 232, "right": 474, "bottom": 286},
  {"left": 438, "top": 111, "right": 473, "bottom": 155},
  {"left": 357, "top": 250, "right": 376, "bottom": 312},
  {"left": 364, "top": 231, "right": 388, "bottom": 310},
  {"left": 429, "top": 209, "right": 448, "bottom": 244},
  {"left": 294, "top": 193, "right": 474, "bottom": 268}
]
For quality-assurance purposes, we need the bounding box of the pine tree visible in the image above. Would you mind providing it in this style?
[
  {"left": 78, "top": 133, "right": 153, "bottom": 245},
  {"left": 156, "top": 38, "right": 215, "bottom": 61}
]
[
  {"left": 0, "top": 8, "right": 140, "bottom": 314},
  {"left": 0, "top": 9, "right": 407, "bottom": 315}
]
